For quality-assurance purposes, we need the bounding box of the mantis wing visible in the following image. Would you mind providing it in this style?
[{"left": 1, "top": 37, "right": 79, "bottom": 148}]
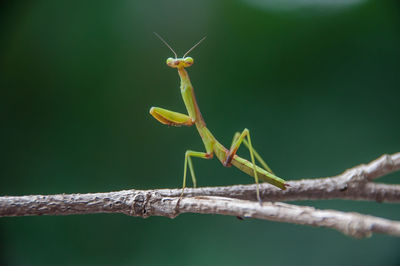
[{"left": 231, "top": 155, "right": 287, "bottom": 190}]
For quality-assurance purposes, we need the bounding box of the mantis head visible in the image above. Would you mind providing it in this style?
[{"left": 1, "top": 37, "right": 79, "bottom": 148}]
[
  {"left": 166, "top": 57, "right": 194, "bottom": 68},
  {"left": 154, "top": 32, "right": 206, "bottom": 69}
]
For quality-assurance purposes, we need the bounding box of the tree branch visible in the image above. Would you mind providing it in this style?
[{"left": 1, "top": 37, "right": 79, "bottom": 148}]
[
  {"left": 1, "top": 192, "right": 399, "bottom": 238},
  {"left": 0, "top": 153, "right": 399, "bottom": 238}
]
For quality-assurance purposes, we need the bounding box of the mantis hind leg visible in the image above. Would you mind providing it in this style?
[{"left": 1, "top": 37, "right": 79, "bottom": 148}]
[
  {"left": 225, "top": 129, "right": 262, "bottom": 204},
  {"left": 181, "top": 150, "right": 213, "bottom": 198},
  {"left": 230, "top": 132, "right": 274, "bottom": 174}
]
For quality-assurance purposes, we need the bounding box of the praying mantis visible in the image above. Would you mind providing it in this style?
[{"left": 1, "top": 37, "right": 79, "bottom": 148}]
[{"left": 150, "top": 33, "right": 288, "bottom": 203}]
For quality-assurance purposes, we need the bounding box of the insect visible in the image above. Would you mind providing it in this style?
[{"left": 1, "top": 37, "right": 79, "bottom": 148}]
[{"left": 150, "top": 33, "right": 287, "bottom": 203}]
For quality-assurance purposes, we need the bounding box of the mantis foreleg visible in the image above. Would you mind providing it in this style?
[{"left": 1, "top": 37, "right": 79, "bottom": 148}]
[{"left": 150, "top": 107, "right": 194, "bottom": 126}]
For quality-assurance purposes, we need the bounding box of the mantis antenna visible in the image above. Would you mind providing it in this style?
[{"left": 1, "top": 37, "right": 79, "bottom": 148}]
[
  {"left": 183, "top": 36, "right": 207, "bottom": 58},
  {"left": 154, "top": 32, "right": 177, "bottom": 59}
]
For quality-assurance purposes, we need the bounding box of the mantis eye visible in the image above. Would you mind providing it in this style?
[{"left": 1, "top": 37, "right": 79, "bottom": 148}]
[
  {"left": 166, "top": 58, "right": 175, "bottom": 66},
  {"left": 183, "top": 57, "right": 194, "bottom": 67}
]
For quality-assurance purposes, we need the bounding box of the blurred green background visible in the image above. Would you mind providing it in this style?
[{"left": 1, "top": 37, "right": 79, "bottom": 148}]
[{"left": 1, "top": 0, "right": 399, "bottom": 265}]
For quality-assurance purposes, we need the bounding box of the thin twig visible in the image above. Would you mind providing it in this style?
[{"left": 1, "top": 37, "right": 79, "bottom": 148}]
[{"left": 173, "top": 196, "right": 400, "bottom": 238}]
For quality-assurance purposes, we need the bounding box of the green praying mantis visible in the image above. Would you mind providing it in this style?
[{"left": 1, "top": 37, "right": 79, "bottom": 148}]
[{"left": 150, "top": 33, "right": 288, "bottom": 203}]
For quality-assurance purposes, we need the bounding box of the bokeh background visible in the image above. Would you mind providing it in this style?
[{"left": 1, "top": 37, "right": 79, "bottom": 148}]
[{"left": 1, "top": 0, "right": 399, "bottom": 265}]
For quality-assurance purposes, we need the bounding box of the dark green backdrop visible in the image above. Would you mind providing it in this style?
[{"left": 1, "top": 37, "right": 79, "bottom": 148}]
[{"left": 1, "top": 0, "right": 399, "bottom": 265}]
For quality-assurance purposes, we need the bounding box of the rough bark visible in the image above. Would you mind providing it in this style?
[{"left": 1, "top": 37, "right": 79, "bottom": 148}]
[{"left": 1, "top": 153, "right": 399, "bottom": 238}]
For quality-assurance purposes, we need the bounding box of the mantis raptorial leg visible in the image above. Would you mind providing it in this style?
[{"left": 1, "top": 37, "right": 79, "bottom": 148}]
[
  {"left": 150, "top": 107, "right": 194, "bottom": 126},
  {"left": 150, "top": 33, "right": 287, "bottom": 203}
]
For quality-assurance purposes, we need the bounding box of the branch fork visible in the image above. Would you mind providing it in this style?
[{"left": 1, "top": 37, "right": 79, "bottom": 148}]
[{"left": 1, "top": 153, "right": 399, "bottom": 238}]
